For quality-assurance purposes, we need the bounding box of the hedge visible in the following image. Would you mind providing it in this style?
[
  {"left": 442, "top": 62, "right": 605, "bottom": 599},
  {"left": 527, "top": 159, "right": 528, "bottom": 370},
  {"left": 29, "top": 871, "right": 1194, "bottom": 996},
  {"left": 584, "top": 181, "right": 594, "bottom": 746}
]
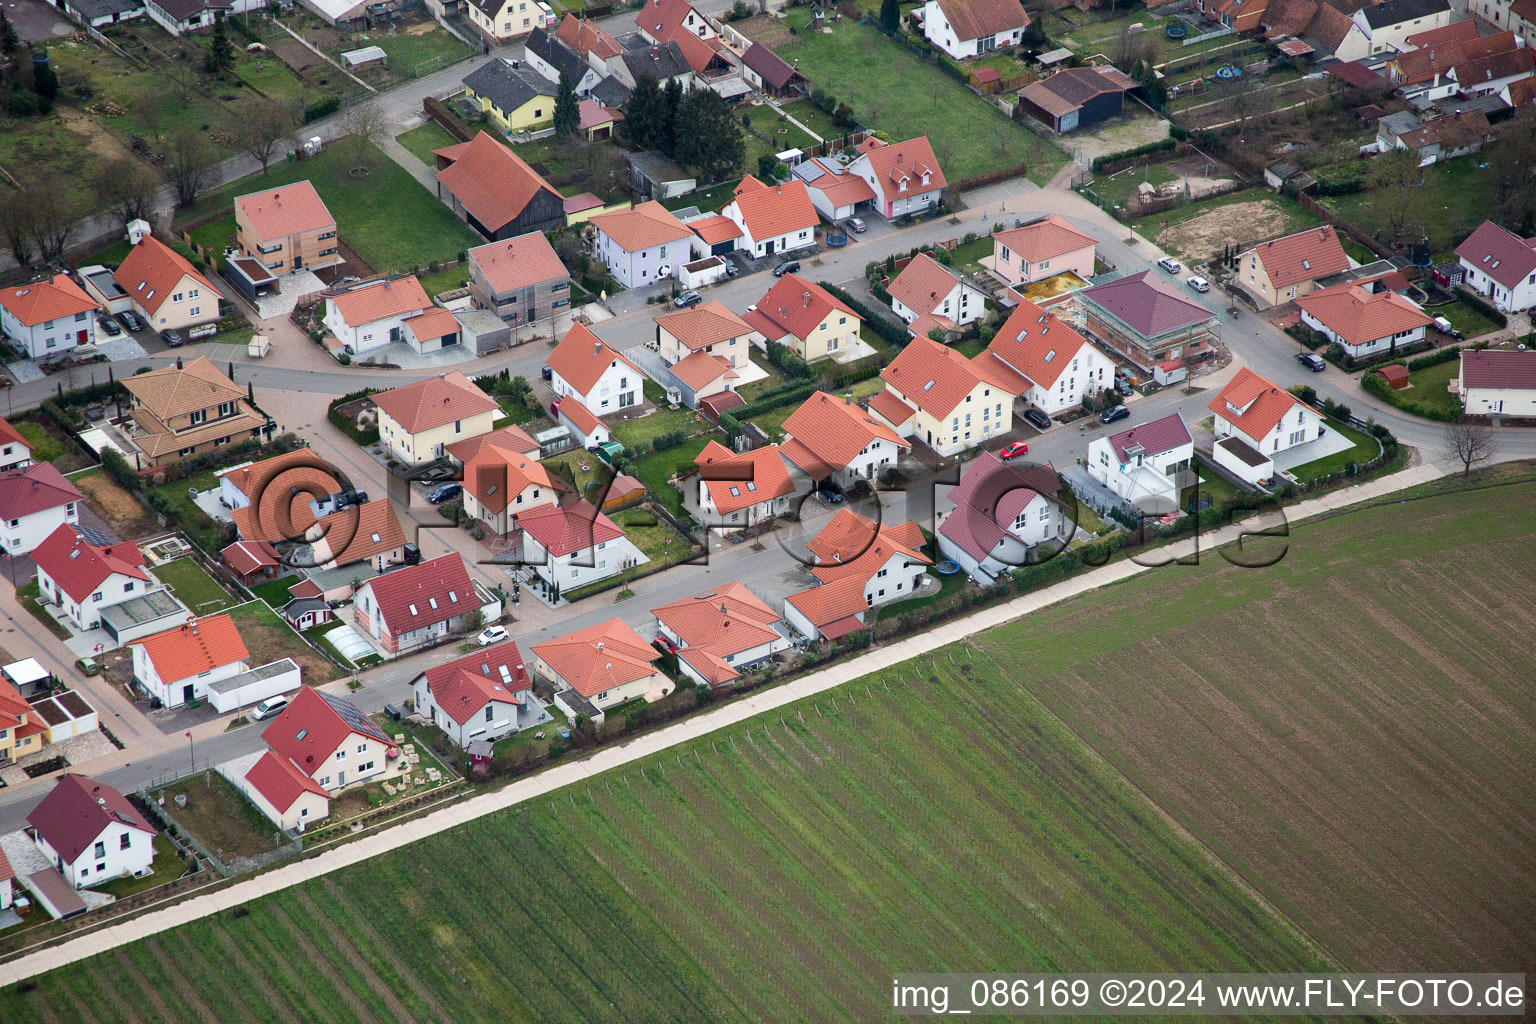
[
  {"left": 303, "top": 95, "right": 340, "bottom": 124},
  {"left": 1091, "top": 137, "right": 1176, "bottom": 173},
  {"left": 1362, "top": 363, "right": 1462, "bottom": 422},
  {"left": 1407, "top": 344, "right": 1465, "bottom": 372},
  {"left": 735, "top": 379, "right": 819, "bottom": 422},
  {"left": 819, "top": 281, "right": 910, "bottom": 347},
  {"left": 328, "top": 388, "right": 381, "bottom": 445},
  {"left": 1452, "top": 286, "right": 1508, "bottom": 328}
]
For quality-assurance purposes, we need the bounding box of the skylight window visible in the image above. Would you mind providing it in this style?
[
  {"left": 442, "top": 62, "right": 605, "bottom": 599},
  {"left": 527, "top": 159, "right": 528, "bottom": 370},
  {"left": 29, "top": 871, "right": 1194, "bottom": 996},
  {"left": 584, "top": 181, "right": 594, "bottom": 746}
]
[
  {"left": 428, "top": 597, "right": 438, "bottom": 610},
  {"left": 409, "top": 603, "right": 419, "bottom": 615},
  {"left": 1301, "top": 259, "right": 1311, "bottom": 270},
  {"left": 1044, "top": 350, "right": 1056, "bottom": 362},
  {"left": 371, "top": 532, "right": 381, "bottom": 543},
  {"left": 923, "top": 380, "right": 936, "bottom": 391},
  {"left": 296, "top": 728, "right": 308, "bottom": 742},
  {"left": 1016, "top": 330, "right": 1028, "bottom": 342},
  {"left": 747, "top": 482, "right": 756, "bottom": 491},
  {"left": 729, "top": 486, "right": 741, "bottom": 496},
  {"left": 69, "top": 549, "right": 80, "bottom": 560},
  {"left": 448, "top": 590, "right": 458, "bottom": 602},
  {"left": 487, "top": 484, "right": 498, "bottom": 495}
]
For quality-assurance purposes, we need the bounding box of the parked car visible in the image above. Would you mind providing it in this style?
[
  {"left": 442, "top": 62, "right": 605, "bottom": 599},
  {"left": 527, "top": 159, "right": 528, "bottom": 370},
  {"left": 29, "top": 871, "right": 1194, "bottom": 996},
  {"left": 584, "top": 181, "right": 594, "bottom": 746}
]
[
  {"left": 724, "top": 261, "right": 739, "bottom": 278},
  {"left": 1099, "top": 404, "right": 1132, "bottom": 425},
  {"left": 1296, "top": 352, "right": 1326, "bottom": 372},
  {"left": 652, "top": 636, "right": 677, "bottom": 654},
  {"left": 98, "top": 317, "right": 121, "bottom": 337},
  {"left": 159, "top": 329, "right": 184, "bottom": 347},
  {"left": 999, "top": 440, "right": 1030, "bottom": 461},
  {"left": 477, "top": 625, "right": 509, "bottom": 647},
  {"left": 673, "top": 290, "right": 702, "bottom": 308},
  {"left": 402, "top": 542, "right": 422, "bottom": 565},
  {"left": 773, "top": 260, "right": 801, "bottom": 278},
  {"left": 817, "top": 484, "right": 845, "bottom": 504},
  {"left": 117, "top": 311, "right": 143, "bottom": 332},
  {"left": 252, "top": 695, "right": 290, "bottom": 721},
  {"left": 541, "top": 364, "right": 553, "bottom": 381},
  {"left": 845, "top": 217, "right": 866, "bottom": 234},
  {"left": 1158, "top": 257, "right": 1182, "bottom": 274},
  {"left": 75, "top": 657, "right": 101, "bottom": 677},
  {"left": 1186, "top": 276, "right": 1210, "bottom": 293},
  {"left": 428, "top": 482, "right": 462, "bottom": 504},
  {"left": 1023, "top": 408, "right": 1052, "bottom": 431},
  {"left": 1116, "top": 378, "right": 1134, "bottom": 397}
]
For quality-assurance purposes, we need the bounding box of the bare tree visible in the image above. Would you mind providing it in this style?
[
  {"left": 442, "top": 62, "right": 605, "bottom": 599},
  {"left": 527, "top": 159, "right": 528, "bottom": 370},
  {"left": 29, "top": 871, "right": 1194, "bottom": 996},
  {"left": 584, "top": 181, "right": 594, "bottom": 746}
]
[
  {"left": 1443, "top": 418, "right": 1497, "bottom": 482},
  {"left": 29, "top": 186, "right": 90, "bottom": 261},
  {"left": 573, "top": 139, "right": 619, "bottom": 192},
  {"left": 236, "top": 97, "right": 299, "bottom": 175},
  {"left": 163, "top": 55, "right": 200, "bottom": 107},
  {"left": 165, "top": 128, "right": 217, "bottom": 207},
  {"left": 131, "top": 83, "right": 165, "bottom": 144},
  {"left": 93, "top": 158, "right": 163, "bottom": 227},
  {"left": 340, "top": 100, "right": 388, "bottom": 173},
  {"left": 0, "top": 201, "right": 37, "bottom": 268}
]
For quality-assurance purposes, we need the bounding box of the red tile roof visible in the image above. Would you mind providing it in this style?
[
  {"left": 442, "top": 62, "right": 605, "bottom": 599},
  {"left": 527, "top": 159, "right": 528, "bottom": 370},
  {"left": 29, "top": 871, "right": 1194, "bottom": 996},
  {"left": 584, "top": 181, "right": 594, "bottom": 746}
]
[
  {"left": 556, "top": 395, "right": 602, "bottom": 435},
  {"left": 589, "top": 201, "right": 694, "bottom": 252},
  {"left": 262, "top": 687, "right": 394, "bottom": 780},
  {"left": 799, "top": 159, "right": 877, "bottom": 207},
  {"left": 113, "top": 236, "right": 217, "bottom": 317},
  {"left": 221, "top": 539, "right": 280, "bottom": 576},
  {"left": 1246, "top": 225, "right": 1352, "bottom": 289},
  {"left": 0, "top": 461, "right": 83, "bottom": 521},
  {"left": 419, "top": 642, "right": 532, "bottom": 724},
  {"left": 785, "top": 574, "right": 868, "bottom": 628},
  {"left": 0, "top": 845, "right": 13, "bottom": 885},
  {"left": 669, "top": 350, "right": 737, "bottom": 393},
  {"left": 404, "top": 306, "right": 461, "bottom": 342},
  {"left": 932, "top": 0, "right": 1030, "bottom": 41},
  {"left": 547, "top": 322, "right": 642, "bottom": 395},
  {"left": 463, "top": 443, "right": 555, "bottom": 513},
  {"left": 469, "top": 233, "right": 569, "bottom": 295},
  {"left": 1404, "top": 17, "right": 1477, "bottom": 48},
  {"left": 688, "top": 214, "right": 744, "bottom": 246},
  {"left": 371, "top": 371, "right": 500, "bottom": 435},
  {"left": 1083, "top": 269, "right": 1215, "bottom": 338},
  {"left": 780, "top": 390, "right": 908, "bottom": 479},
  {"left": 131, "top": 615, "right": 248, "bottom": 684},
  {"left": 328, "top": 276, "right": 431, "bottom": 328},
  {"left": 992, "top": 214, "right": 1095, "bottom": 264},
  {"left": 881, "top": 335, "right": 990, "bottom": 418},
  {"left": 747, "top": 273, "right": 860, "bottom": 343},
  {"left": 857, "top": 136, "right": 947, "bottom": 202},
  {"left": 531, "top": 618, "right": 659, "bottom": 697},
  {"left": 1106, "top": 411, "right": 1193, "bottom": 462},
  {"left": 888, "top": 254, "right": 964, "bottom": 317},
  {"left": 652, "top": 581, "right": 783, "bottom": 684},
  {"left": 0, "top": 274, "right": 97, "bottom": 327},
  {"left": 1295, "top": 283, "right": 1432, "bottom": 347},
  {"left": 32, "top": 524, "right": 149, "bottom": 603},
  {"left": 867, "top": 389, "right": 917, "bottom": 428},
  {"left": 436, "top": 131, "right": 562, "bottom": 234},
  {"left": 987, "top": 296, "right": 1092, "bottom": 389},
  {"left": 1209, "top": 367, "right": 1308, "bottom": 441},
  {"left": 357, "top": 554, "right": 476, "bottom": 636},
  {"left": 1456, "top": 219, "right": 1536, "bottom": 291},
  {"left": 245, "top": 750, "right": 329, "bottom": 813},
  {"left": 27, "top": 774, "right": 154, "bottom": 864},
  {"left": 1459, "top": 348, "right": 1536, "bottom": 390},
  {"left": 656, "top": 300, "right": 753, "bottom": 351},
  {"left": 447, "top": 423, "right": 540, "bottom": 464},
  {"left": 807, "top": 508, "right": 929, "bottom": 586},
  {"left": 518, "top": 499, "right": 625, "bottom": 557},
  {"left": 556, "top": 13, "right": 623, "bottom": 59},
  {"left": 726, "top": 177, "right": 818, "bottom": 241},
  {"left": 217, "top": 449, "right": 331, "bottom": 502},
  {"left": 235, "top": 181, "right": 335, "bottom": 242},
  {"left": 1506, "top": 75, "right": 1536, "bottom": 107},
  {"left": 693, "top": 440, "right": 795, "bottom": 513},
  {"left": 578, "top": 98, "right": 622, "bottom": 132},
  {"left": 0, "top": 416, "right": 27, "bottom": 453},
  {"left": 317, "top": 500, "right": 408, "bottom": 568},
  {"left": 939, "top": 453, "right": 1061, "bottom": 562}
]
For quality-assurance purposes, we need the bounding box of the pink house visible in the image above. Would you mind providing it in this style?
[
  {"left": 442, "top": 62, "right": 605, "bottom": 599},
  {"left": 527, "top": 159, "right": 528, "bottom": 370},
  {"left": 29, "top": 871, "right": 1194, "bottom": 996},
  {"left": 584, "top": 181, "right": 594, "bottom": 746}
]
[{"left": 988, "top": 214, "right": 1096, "bottom": 286}]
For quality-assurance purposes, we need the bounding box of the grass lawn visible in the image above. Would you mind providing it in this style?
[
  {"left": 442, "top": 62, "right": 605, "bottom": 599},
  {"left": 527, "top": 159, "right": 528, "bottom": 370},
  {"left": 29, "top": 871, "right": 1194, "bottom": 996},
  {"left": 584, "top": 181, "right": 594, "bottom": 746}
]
[
  {"left": 875, "top": 567, "right": 964, "bottom": 616},
  {"left": 609, "top": 506, "right": 691, "bottom": 563},
  {"left": 948, "top": 235, "right": 993, "bottom": 276},
  {"left": 609, "top": 407, "right": 705, "bottom": 448},
  {"left": 950, "top": 336, "right": 987, "bottom": 358},
  {"left": 745, "top": 403, "right": 796, "bottom": 442},
  {"left": 1288, "top": 417, "right": 1380, "bottom": 481},
  {"left": 663, "top": 182, "right": 735, "bottom": 213},
  {"left": 775, "top": 99, "right": 842, "bottom": 141},
  {"left": 158, "top": 770, "right": 292, "bottom": 863},
  {"left": 228, "top": 600, "right": 341, "bottom": 684},
  {"left": 1389, "top": 360, "right": 1462, "bottom": 419},
  {"left": 736, "top": 363, "right": 785, "bottom": 403},
  {"left": 744, "top": 107, "right": 818, "bottom": 155},
  {"left": 91, "top": 835, "right": 188, "bottom": 900},
  {"left": 154, "top": 557, "right": 238, "bottom": 615},
  {"left": 542, "top": 448, "right": 615, "bottom": 506},
  {"left": 396, "top": 120, "right": 459, "bottom": 165},
  {"left": 304, "top": 619, "right": 356, "bottom": 670},
  {"left": 14, "top": 422, "right": 66, "bottom": 463},
  {"left": 370, "top": 27, "right": 473, "bottom": 76},
  {"left": 771, "top": 11, "right": 1067, "bottom": 184},
  {"left": 1182, "top": 461, "right": 1243, "bottom": 511},
  {"left": 175, "top": 141, "right": 479, "bottom": 275},
  {"left": 188, "top": 215, "right": 238, "bottom": 257},
  {"left": 1317, "top": 157, "right": 1491, "bottom": 254},
  {"left": 14, "top": 580, "right": 72, "bottom": 641},
  {"left": 633, "top": 436, "right": 710, "bottom": 517},
  {"left": 497, "top": 395, "right": 537, "bottom": 426},
  {"left": 252, "top": 576, "right": 299, "bottom": 608},
  {"left": 151, "top": 470, "right": 222, "bottom": 553},
  {"left": 1093, "top": 162, "right": 1178, "bottom": 210},
  {"left": 1429, "top": 299, "right": 1502, "bottom": 341},
  {"left": 417, "top": 263, "right": 471, "bottom": 297},
  {"left": 508, "top": 135, "right": 630, "bottom": 204}
]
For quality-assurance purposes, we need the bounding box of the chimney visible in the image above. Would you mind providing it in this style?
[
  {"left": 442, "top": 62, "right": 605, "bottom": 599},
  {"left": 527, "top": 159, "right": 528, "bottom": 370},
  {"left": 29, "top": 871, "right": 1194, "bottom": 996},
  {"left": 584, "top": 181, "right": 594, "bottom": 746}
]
[
  {"left": 594, "top": 341, "right": 602, "bottom": 355},
  {"left": 844, "top": 391, "right": 852, "bottom": 405},
  {"left": 384, "top": 279, "right": 391, "bottom": 289},
  {"left": 802, "top": 290, "right": 811, "bottom": 307}
]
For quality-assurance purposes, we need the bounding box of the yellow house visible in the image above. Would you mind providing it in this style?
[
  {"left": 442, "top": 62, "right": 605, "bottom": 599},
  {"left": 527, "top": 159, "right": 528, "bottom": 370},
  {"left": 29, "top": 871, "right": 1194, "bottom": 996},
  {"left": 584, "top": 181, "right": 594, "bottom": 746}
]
[
  {"left": 113, "top": 234, "right": 222, "bottom": 333},
  {"left": 464, "top": 57, "right": 559, "bottom": 134},
  {"left": 0, "top": 678, "right": 44, "bottom": 765},
  {"left": 466, "top": 0, "right": 544, "bottom": 43},
  {"left": 371, "top": 372, "right": 503, "bottom": 466},
  {"left": 868, "top": 336, "right": 1013, "bottom": 458},
  {"left": 741, "top": 273, "right": 863, "bottom": 363}
]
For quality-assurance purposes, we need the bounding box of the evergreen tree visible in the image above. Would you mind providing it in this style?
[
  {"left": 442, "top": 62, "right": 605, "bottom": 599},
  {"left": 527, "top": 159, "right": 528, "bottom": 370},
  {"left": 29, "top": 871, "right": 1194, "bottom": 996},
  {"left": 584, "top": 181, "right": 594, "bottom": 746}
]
[
  {"left": 554, "top": 71, "right": 580, "bottom": 140},
  {"left": 207, "top": 13, "right": 234, "bottom": 74},
  {"left": 0, "top": 9, "right": 19, "bottom": 56},
  {"left": 879, "top": 0, "right": 898, "bottom": 33},
  {"left": 31, "top": 57, "right": 57, "bottom": 101},
  {"left": 674, "top": 88, "right": 745, "bottom": 183},
  {"left": 621, "top": 74, "right": 668, "bottom": 151},
  {"left": 662, "top": 77, "right": 684, "bottom": 157}
]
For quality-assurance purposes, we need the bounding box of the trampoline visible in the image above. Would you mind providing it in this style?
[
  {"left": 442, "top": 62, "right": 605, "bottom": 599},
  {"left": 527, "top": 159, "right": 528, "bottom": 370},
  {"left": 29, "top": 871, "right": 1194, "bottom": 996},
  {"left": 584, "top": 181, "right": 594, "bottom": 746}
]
[
  {"left": 935, "top": 560, "right": 962, "bottom": 575},
  {"left": 1166, "top": 24, "right": 1186, "bottom": 38},
  {"left": 1215, "top": 65, "right": 1243, "bottom": 78},
  {"left": 826, "top": 233, "right": 848, "bottom": 247}
]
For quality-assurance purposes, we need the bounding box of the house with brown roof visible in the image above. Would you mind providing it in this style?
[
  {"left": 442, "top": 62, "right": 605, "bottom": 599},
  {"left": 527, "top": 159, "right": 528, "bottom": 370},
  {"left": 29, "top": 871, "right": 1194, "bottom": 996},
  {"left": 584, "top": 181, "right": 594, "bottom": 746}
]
[
  {"left": 530, "top": 618, "right": 668, "bottom": 715},
  {"left": 254, "top": 686, "right": 395, "bottom": 798},
  {"left": 1195, "top": 0, "right": 1270, "bottom": 32},
  {"left": 467, "top": 233, "right": 572, "bottom": 326},
  {"left": 411, "top": 642, "right": 547, "bottom": 747},
  {"left": 28, "top": 774, "right": 156, "bottom": 890},
  {"left": 547, "top": 322, "right": 644, "bottom": 424},
  {"left": 974, "top": 296, "right": 1114, "bottom": 415},
  {"left": 1086, "top": 411, "right": 1193, "bottom": 513},
  {"left": 780, "top": 390, "right": 910, "bottom": 488},
  {"left": 1018, "top": 65, "right": 1138, "bottom": 132},
  {"left": 868, "top": 336, "right": 1014, "bottom": 456},
  {"left": 888, "top": 253, "right": 988, "bottom": 339},
  {"left": 741, "top": 41, "right": 809, "bottom": 97},
  {"left": 720, "top": 176, "right": 820, "bottom": 260},
  {"left": 847, "top": 136, "right": 948, "bottom": 220},
  {"left": 353, "top": 553, "right": 498, "bottom": 655},
  {"left": 656, "top": 300, "right": 754, "bottom": 370},
  {"left": 445, "top": 424, "right": 541, "bottom": 467},
  {"left": 1237, "top": 225, "right": 1352, "bottom": 307},
  {"left": 1296, "top": 282, "right": 1433, "bottom": 358},
  {"left": 1209, "top": 367, "right": 1323, "bottom": 460},
  {"left": 113, "top": 234, "right": 221, "bottom": 334},
  {"left": 465, "top": 0, "right": 547, "bottom": 44},
  {"left": 435, "top": 131, "right": 566, "bottom": 242},
  {"left": 144, "top": 0, "right": 229, "bottom": 37},
  {"left": 988, "top": 214, "right": 1097, "bottom": 286},
  {"left": 0, "top": 418, "right": 31, "bottom": 475},
  {"left": 686, "top": 440, "right": 797, "bottom": 529},
  {"left": 590, "top": 201, "right": 697, "bottom": 288},
  {"left": 372, "top": 371, "right": 501, "bottom": 466},
  {"left": 1076, "top": 270, "right": 1221, "bottom": 373},
  {"left": 128, "top": 614, "right": 256, "bottom": 710},
  {"left": 556, "top": 13, "right": 624, "bottom": 68},
  {"left": 121, "top": 356, "right": 267, "bottom": 467},
  {"left": 1456, "top": 220, "right": 1536, "bottom": 311},
  {"left": 462, "top": 443, "right": 559, "bottom": 535},
  {"left": 637, "top": 0, "right": 733, "bottom": 76},
  {"left": 793, "top": 157, "right": 878, "bottom": 222},
  {"left": 921, "top": 0, "right": 1031, "bottom": 60},
  {"left": 234, "top": 181, "right": 339, "bottom": 275},
  {"left": 322, "top": 276, "right": 437, "bottom": 358},
  {"left": 741, "top": 273, "right": 863, "bottom": 362},
  {"left": 518, "top": 499, "right": 645, "bottom": 594},
  {"left": 938, "top": 455, "right": 1067, "bottom": 584},
  {"left": 1457, "top": 347, "right": 1536, "bottom": 416},
  {"left": 783, "top": 575, "right": 870, "bottom": 643},
  {"left": 652, "top": 581, "right": 791, "bottom": 686},
  {"left": 0, "top": 274, "right": 99, "bottom": 362}
]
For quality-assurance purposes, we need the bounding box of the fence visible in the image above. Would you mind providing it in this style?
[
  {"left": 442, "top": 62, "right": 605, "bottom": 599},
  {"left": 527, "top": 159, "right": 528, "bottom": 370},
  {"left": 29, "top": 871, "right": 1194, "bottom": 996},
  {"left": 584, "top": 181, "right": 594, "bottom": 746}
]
[
  {"left": 138, "top": 770, "right": 305, "bottom": 877},
  {"left": 1115, "top": 178, "right": 1244, "bottom": 222},
  {"left": 952, "top": 161, "right": 1032, "bottom": 194},
  {"left": 1294, "top": 193, "right": 1396, "bottom": 264}
]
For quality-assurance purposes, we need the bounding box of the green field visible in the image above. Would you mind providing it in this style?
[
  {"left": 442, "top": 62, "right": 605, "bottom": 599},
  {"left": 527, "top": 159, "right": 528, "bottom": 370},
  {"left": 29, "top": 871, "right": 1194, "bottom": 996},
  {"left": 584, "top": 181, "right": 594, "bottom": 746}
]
[
  {"left": 633, "top": 435, "right": 711, "bottom": 517},
  {"left": 154, "top": 557, "right": 238, "bottom": 615},
  {"left": 1317, "top": 157, "right": 1491, "bottom": 255},
  {"left": 396, "top": 120, "right": 459, "bottom": 165},
  {"left": 766, "top": 11, "right": 1066, "bottom": 184},
  {"left": 1287, "top": 417, "right": 1380, "bottom": 481}
]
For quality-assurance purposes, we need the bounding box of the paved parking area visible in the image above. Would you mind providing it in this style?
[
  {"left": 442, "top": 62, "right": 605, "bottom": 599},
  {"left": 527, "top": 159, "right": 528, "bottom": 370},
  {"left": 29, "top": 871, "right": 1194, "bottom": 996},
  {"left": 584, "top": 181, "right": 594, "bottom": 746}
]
[{"left": 5, "top": 0, "right": 75, "bottom": 39}]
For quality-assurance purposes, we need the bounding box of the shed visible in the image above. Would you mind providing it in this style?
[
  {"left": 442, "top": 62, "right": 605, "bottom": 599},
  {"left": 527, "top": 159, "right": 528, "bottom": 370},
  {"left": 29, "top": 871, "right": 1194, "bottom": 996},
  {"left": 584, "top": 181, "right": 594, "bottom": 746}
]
[
  {"left": 698, "top": 391, "right": 745, "bottom": 423},
  {"left": 455, "top": 308, "right": 511, "bottom": 355},
  {"left": 1153, "top": 359, "right": 1187, "bottom": 386},
  {"left": 2, "top": 658, "right": 51, "bottom": 697},
  {"left": 1376, "top": 364, "right": 1410, "bottom": 390},
  {"left": 1430, "top": 262, "right": 1463, "bottom": 289},
  {"left": 601, "top": 473, "right": 646, "bottom": 511},
  {"left": 341, "top": 45, "right": 387, "bottom": 67}
]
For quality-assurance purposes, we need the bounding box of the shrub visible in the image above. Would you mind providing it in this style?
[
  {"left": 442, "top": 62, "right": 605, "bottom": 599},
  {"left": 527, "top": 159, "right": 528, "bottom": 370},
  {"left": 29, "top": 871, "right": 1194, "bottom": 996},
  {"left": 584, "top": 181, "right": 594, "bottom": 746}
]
[
  {"left": 303, "top": 95, "right": 340, "bottom": 124},
  {"left": 1407, "top": 345, "right": 1463, "bottom": 372},
  {"left": 102, "top": 447, "right": 140, "bottom": 490},
  {"left": 818, "top": 281, "right": 909, "bottom": 347},
  {"left": 1091, "top": 137, "right": 1176, "bottom": 173}
]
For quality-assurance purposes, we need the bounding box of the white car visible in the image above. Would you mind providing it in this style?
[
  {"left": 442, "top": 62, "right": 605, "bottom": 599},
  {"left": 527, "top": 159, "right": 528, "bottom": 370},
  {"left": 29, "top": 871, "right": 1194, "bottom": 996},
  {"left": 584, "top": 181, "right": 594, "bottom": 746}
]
[
  {"left": 1158, "top": 257, "right": 1181, "bottom": 273},
  {"left": 477, "top": 625, "right": 509, "bottom": 647},
  {"left": 1186, "top": 276, "right": 1210, "bottom": 293},
  {"left": 252, "top": 695, "right": 290, "bottom": 721}
]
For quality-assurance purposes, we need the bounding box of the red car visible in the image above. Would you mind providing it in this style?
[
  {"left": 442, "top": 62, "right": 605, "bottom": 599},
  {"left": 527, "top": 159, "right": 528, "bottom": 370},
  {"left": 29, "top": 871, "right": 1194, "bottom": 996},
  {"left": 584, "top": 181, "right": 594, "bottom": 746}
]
[
  {"left": 999, "top": 441, "right": 1030, "bottom": 461},
  {"left": 652, "top": 636, "right": 677, "bottom": 654}
]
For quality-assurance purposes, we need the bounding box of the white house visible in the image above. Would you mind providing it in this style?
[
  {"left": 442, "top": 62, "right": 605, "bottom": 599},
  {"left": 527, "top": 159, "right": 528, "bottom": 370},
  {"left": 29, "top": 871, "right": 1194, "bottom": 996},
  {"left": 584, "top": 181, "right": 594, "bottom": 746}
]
[
  {"left": 1455, "top": 220, "right": 1536, "bottom": 313},
  {"left": 518, "top": 500, "right": 647, "bottom": 593},
  {"left": 1458, "top": 348, "right": 1536, "bottom": 417},
  {"left": 129, "top": 615, "right": 249, "bottom": 709},
  {"left": 779, "top": 390, "right": 910, "bottom": 489},
  {"left": 921, "top": 0, "right": 1032, "bottom": 61},
  {"left": 972, "top": 297, "right": 1113, "bottom": 416},
  {"left": 589, "top": 201, "right": 695, "bottom": 288},
  {"left": 461, "top": 442, "right": 559, "bottom": 536},
  {"left": 0, "top": 274, "right": 98, "bottom": 363},
  {"left": 144, "top": 0, "right": 236, "bottom": 37},
  {"left": 530, "top": 618, "right": 668, "bottom": 713},
  {"left": 236, "top": 750, "right": 331, "bottom": 833},
  {"left": 1087, "top": 411, "right": 1194, "bottom": 515},
  {"left": 32, "top": 524, "right": 153, "bottom": 632},
  {"left": 1334, "top": 0, "right": 1451, "bottom": 60},
  {"left": 353, "top": 554, "right": 498, "bottom": 656},
  {"left": 27, "top": 774, "right": 156, "bottom": 889},
  {"left": 652, "top": 581, "right": 792, "bottom": 687},
  {"left": 546, "top": 322, "right": 643, "bottom": 416},
  {"left": 848, "top": 136, "right": 948, "bottom": 220},
  {"left": 1295, "top": 283, "right": 1432, "bottom": 359},
  {"left": 1208, "top": 367, "right": 1323, "bottom": 456},
  {"left": 412, "top": 642, "right": 548, "bottom": 746},
  {"left": 806, "top": 508, "right": 931, "bottom": 608},
  {"left": 719, "top": 177, "right": 819, "bottom": 260},
  {"left": 793, "top": 158, "right": 877, "bottom": 223},
  {"left": 0, "top": 463, "right": 83, "bottom": 556},
  {"left": 887, "top": 253, "right": 987, "bottom": 339},
  {"left": 322, "top": 276, "right": 433, "bottom": 357},
  {"left": 938, "top": 455, "right": 1069, "bottom": 585},
  {"left": 259, "top": 686, "right": 397, "bottom": 794},
  {"left": 0, "top": 418, "right": 31, "bottom": 474},
  {"left": 688, "top": 441, "right": 797, "bottom": 530}
]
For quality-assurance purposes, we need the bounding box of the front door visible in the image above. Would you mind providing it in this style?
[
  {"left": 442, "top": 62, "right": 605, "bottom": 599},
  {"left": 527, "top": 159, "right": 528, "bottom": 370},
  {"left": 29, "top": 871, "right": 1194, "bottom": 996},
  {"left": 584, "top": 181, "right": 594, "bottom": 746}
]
[
  {"left": 337, "top": 770, "right": 345, "bottom": 787},
  {"left": 765, "top": 240, "right": 775, "bottom": 256},
  {"left": 182, "top": 683, "right": 195, "bottom": 704},
  {"left": 77, "top": 330, "right": 88, "bottom": 345}
]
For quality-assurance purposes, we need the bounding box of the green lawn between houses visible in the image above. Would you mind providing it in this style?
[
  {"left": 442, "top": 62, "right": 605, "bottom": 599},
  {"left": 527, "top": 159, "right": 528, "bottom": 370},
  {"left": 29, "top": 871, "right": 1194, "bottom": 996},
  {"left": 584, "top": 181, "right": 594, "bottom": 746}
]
[
  {"left": 396, "top": 120, "right": 459, "bottom": 166},
  {"left": 153, "top": 557, "right": 239, "bottom": 615},
  {"left": 1, "top": 481, "right": 1533, "bottom": 1017},
  {"left": 632, "top": 436, "right": 711, "bottom": 518},
  {"left": 1287, "top": 417, "right": 1381, "bottom": 482}
]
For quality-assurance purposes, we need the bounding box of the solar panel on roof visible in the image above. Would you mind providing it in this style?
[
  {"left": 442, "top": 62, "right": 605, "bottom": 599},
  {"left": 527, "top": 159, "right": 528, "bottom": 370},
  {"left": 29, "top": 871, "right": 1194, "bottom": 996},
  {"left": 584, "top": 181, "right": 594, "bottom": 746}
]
[
  {"left": 319, "top": 689, "right": 390, "bottom": 742},
  {"left": 76, "top": 525, "right": 113, "bottom": 547}
]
